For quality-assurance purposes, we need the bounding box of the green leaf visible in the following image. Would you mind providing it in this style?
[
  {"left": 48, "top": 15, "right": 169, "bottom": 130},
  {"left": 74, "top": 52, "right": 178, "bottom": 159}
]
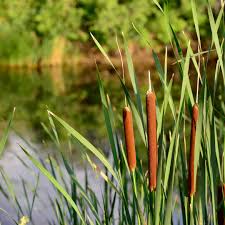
[
  {"left": 191, "top": 0, "right": 201, "bottom": 46},
  {"left": 48, "top": 111, "right": 118, "bottom": 181},
  {"left": 123, "top": 34, "right": 145, "bottom": 134},
  {"left": 163, "top": 134, "right": 179, "bottom": 225},
  {"left": 208, "top": 5, "right": 225, "bottom": 86},
  {"left": 152, "top": 0, "right": 164, "bottom": 13},
  {"left": 90, "top": 33, "right": 117, "bottom": 73},
  {"left": 0, "top": 108, "right": 15, "bottom": 158},
  {"left": 20, "top": 146, "right": 86, "bottom": 224},
  {"left": 97, "top": 69, "right": 118, "bottom": 169}
]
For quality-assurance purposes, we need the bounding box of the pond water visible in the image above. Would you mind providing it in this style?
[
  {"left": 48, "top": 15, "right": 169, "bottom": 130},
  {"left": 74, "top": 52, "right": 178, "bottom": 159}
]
[
  {"left": 0, "top": 133, "right": 105, "bottom": 225},
  {"left": 0, "top": 67, "right": 118, "bottom": 224},
  {"left": 0, "top": 65, "right": 221, "bottom": 140},
  {"left": 0, "top": 66, "right": 223, "bottom": 224}
]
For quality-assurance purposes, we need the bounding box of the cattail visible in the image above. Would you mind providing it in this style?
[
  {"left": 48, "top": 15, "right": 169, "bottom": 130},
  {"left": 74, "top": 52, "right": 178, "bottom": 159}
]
[
  {"left": 146, "top": 90, "right": 157, "bottom": 191},
  {"left": 217, "top": 184, "right": 225, "bottom": 225},
  {"left": 123, "top": 106, "right": 136, "bottom": 172},
  {"left": 188, "top": 103, "right": 199, "bottom": 197}
]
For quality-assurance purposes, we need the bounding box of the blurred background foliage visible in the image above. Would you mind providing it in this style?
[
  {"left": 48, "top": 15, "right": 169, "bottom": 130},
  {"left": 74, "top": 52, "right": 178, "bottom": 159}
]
[{"left": 0, "top": 0, "right": 218, "bottom": 65}]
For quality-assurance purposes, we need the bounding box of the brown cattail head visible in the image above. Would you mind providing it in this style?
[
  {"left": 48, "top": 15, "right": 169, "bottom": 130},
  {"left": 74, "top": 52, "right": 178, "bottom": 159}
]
[
  {"left": 188, "top": 103, "right": 199, "bottom": 197},
  {"left": 217, "top": 184, "right": 225, "bottom": 225},
  {"left": 123, "top": 106, "right": 136, "bottom": 172},
  {"left": 146, "top": 91, "right": 158, "bottom": 191}
]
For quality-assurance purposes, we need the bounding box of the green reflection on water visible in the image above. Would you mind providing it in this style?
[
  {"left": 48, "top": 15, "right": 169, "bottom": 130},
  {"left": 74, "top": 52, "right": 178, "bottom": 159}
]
[
  {"left": 0, "top": 67, "right": 124, "bottom": 142},
  {"left": 0, "top": 66, "right": 223, "bottom": 154}
]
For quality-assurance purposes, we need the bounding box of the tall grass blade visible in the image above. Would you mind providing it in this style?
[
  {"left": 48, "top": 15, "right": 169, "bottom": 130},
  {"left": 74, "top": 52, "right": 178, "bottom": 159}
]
[
  {"left": 48, "top": 111, "right": 118, "bottom": 180},
  {"left": 90, "top": 33, "right": 117, "bottom": 73},
  {"left": 123, "top": 34, "right": 145, "bottom": 133},
  {"left": 0, "top": 108, "right": 15, "bottom": 158},
  {"left": 20, "top": 146, "right": 86, "bottom": 224},
  {"left": 191, "top": 0, "right": 201, "bottom": 47},
  {"left": 208, "top": 4, "right": 225, "bottom": 85},
  {"left": 163, "top": 135, "right": 179, "bottom": 225},
  {"left": 97, "top": 69, "right": 118, "bottom": 169}
]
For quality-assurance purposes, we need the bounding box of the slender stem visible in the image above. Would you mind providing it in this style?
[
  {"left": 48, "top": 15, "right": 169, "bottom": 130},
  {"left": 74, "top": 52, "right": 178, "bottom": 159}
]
[
  {"left": 116, "top": 35, "right": 125, "bottom": 82},
  {"left": 196, "top": 45, "right": 201, "bottom": 104},
  {"left": 131, "top": 171, "right": 142, "bottom": 225},
  {"left": 132, "top": 171, "right": 137, "bottom": 198},
  {"left": 148, "top": 70, "right": 152, "bottom": 92},
  {"left": 116, "top": 35, "right": 127, "bottom": 107}
]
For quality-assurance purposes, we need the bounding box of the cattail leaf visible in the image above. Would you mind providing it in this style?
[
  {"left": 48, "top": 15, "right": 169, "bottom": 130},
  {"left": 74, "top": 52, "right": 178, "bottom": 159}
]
[
  {"left": 154, "top": 130, "right": 164, "bottom": 225},
  {"left": 198, "top": 159, "right": 207, "bottom": 225},
  {"left": 157, "top": 75, "right": 174, "bottom": 138},
  {"left": 178, "top": 43, "right": 193, "bottom": 113},
  {"left": 204, "top": 97, "right": 218, "bottom": 225},
  {"left": 119, "top": 140, "right": 130, "bottom": 173},
  {"left": 123, "top": 34, "right": 145, "bottom": 136},
  {"left": 0, "top": 108, "right": 15, "bottom": 158},
  {"left": 20, "top": 146, "right": 86, "bottom": 224},
  {"left": 90, "top": 33, "right": 117, "bottom": 73},
  {"left": 223, "top": 134, "right": 225, "bottom": 182},
  {"left": 191, "top": 0, "right": 201, "bottom": 47},
  {"left": 0, "top": 208, "right": 18, "bottom": 225},
  {"left": 213, "top": 60, "right": 220, "bottom": 101},
  {"left": 0, "top": 169, "right": 17, "bottom": 204},
  {"left": 164, "top": 75, "right": 174, "bottom": 116},
  {"left": 163, "top": 135, "right": 179, "bottom": 225},
  {"left": 41, "top": 122, "right": 58, "bottom": 146},
  {"left": 85, "top": 153, "right": 120, "bottom": 196},
  {"left": 163, "top": 121, "right": 179, "bottom": 191},
  {"left": 164, "top": 44, "right": 191, "bottom": 190},
  {"left": 153, "top": 50, "right": 165, "bottom": 84},
  {"left": 170, "top": 24, "right": 184, "bottom": 61},
  {"left": 48, "top": 111, "right": 118, "bottom": 181},
  {"left": 213, "top": 117, "right": 222, "bottom": 181},
  {"left": 179, "top": 181, "right": 188, "bottom": 225},
  {"left": 153, "top": 51, "right": 175, "bottom": 119},
  {"left": 182, "top": 33, "right": 202, "bottom": 86},
  {"left": 61, "top": 154, "right": 101, "bottom": 224},
  {"left": 164, "top": 47, "right": 168, "bottom": 82},
  {"left": 208, "top": 4, "right": 225, "bottom": 86},
  {"left": 205, "top": 141, "right": 217, "bottom": 225},
  {"left": 215, "top": 5, "right": 224, "bottom": 31},
  {"left": 91, "top": 34, "right": 146, "bottom": 145},
  {"left": 48, "top": 112, "right": 60, "bottom": 147},
  {"left": 97, "top": 69, "right": 118, "bottom": 169},
  {"left": 170, "top": 26, "right": 194, "bottom": 105},
  {"left": 152, "top": 0, "right": 164, "bottom": 13}
]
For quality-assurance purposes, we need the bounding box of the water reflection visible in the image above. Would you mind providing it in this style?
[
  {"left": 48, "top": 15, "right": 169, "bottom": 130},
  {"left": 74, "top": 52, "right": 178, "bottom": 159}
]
[
  {"left": 0, "top": 133, "right": 105, "bottom": 225},
  {"left": 0, "top": 67, "right": 116, "bottom": 141},
  {"left": 0, "top": 65, "right": 224, "bottom": 149},
  {"left": 0, "top": 65, "right": 224, "bottom": 224}
]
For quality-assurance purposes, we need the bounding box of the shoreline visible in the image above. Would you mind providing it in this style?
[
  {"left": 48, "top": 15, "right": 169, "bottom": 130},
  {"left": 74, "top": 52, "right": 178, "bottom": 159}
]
[{"left": 0, "top": 39, "right": 217, "bottom": 75}]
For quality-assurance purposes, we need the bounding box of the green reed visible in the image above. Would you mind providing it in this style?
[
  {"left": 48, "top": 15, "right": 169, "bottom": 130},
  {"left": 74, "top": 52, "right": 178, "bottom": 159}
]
[{"left": 0, "top": 1, "right": 225, "bottom": 225}]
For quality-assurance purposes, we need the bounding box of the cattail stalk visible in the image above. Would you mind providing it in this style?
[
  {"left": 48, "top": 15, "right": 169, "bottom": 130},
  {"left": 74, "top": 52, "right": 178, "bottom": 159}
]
[
  {"left": 217, "top": 184, "right": 225, "bottom": 225},
  {"left": 123, "top": 106, "right": 136, "bottom": 172},
  {"left": 146, "top": 90, "right": 157, "bottom": 191},
  {"left": 188, "top": 103, "right": 199, "bottom": 197}
]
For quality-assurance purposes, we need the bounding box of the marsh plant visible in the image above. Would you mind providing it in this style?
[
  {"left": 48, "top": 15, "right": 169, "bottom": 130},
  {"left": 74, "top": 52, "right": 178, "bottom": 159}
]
[{"left": 0, "top": 1, "right": 225, "bottom": 225}]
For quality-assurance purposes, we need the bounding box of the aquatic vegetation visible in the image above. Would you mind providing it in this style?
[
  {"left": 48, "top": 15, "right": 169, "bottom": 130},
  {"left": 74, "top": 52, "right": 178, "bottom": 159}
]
[{"left": 0, "top": 1, "right": 224, "bottom": 225}]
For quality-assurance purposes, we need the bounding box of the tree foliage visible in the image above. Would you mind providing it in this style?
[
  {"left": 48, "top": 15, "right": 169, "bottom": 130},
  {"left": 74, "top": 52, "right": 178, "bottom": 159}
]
[{"left": 0, "top": 0, "right": 218, "bottom": 62}]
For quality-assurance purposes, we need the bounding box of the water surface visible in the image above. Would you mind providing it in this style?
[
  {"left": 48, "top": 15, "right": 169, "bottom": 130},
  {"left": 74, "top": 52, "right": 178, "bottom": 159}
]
[{"left": 0, "top": 65, "right": 223, "bottom": 224}]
